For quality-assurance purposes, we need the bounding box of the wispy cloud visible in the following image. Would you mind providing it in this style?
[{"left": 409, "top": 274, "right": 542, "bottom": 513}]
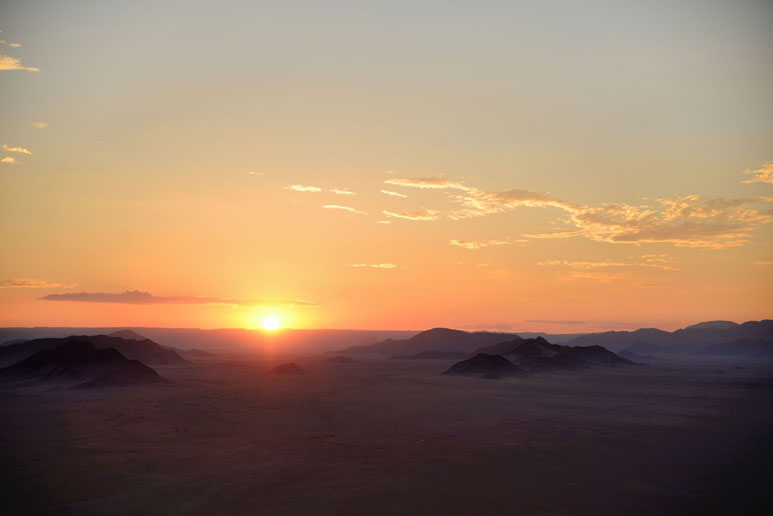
[
  {"left": 381, "top": 190, "right": 407, "bottom": 198},
  {"left": 347, "top": 263, "right": 398, "bottom": 269},
  {"left": 330, "top": 188, "right": 356, "bottom": 195},
  {"left": 743, "top": 163, "right": 773, "bottom": 184},
  {"left": 2, "top": 144, "right": 31, "bottom": 155},
  {"left": 754, "top": 260, "right": 773, "bottom": 265},
  {"left": 386, "top": 175, "right": 773, "bottom": 249},
  {"left": 31, "top": 122, "right": 47, "bottom": 128},
  {"left": 382, "top": 209, "right": 440, "bottom": 221},
  {"left": 539, "top": 254, "right": 680, "bottom": 271},
  {"left": 449, "top": 238, "right": 527, "bottom": 250},
  {"left": 247, "top": 171, "right": 262, "bottom": 176},
  {"left": 1, "top": 278, "right": 76, "bottom": 289},
  {"left": 323, "top": 205, "right": 368, "bottom": 215},
  {"left": 0, "top": 54, "right": 39, "bottom": 72},
  {"left": 288, "top": 184, "right": 322, "bottom": 192},
  {"left": 376, "top": 220, "right": 392, "bottom": 224},
  {"left": 1, "top": 157, "right": 18, "bottom": 164},
  {"left": 40, "top": 290, "right": 319, "bottom": 306}
]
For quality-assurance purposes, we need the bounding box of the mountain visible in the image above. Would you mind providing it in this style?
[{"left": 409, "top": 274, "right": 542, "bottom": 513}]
[
  {"left": 108, "top": 329, "right": 147, "bottom": 340},
  {"left": 443, "top": 353, "right": 525, "bottom": 379},
  {"left": 683, "top": 321, "right": 739, "bottom": 331},
  {"left": 271, "top": 362, "right": 307, "bottom": 374},
  {"left": 0, "top": 340, "right": 164, "bottom": 389},
  {"left": 621, "top": 341, "right": 666, "bottom": 355},
  {"left": 0, "top": 335, "right": 188, "bottom": 367},
  {"left": 390, "top": 350, "right": 469, "bottom": 360},
  {"left": 563, "top": 320, "right": 773, "bottom": 353},
  {"left": 692, "top": 339, "right": 773, "bottom": 358},
  {"left": 337, "top": 328, "right": 519, "bottom": 355},
  {"left": 326, "top": 355, "right": 355, "bottom": 363},
  {"left": 470, "top": 336, "right": 634, "bottom": 372}
]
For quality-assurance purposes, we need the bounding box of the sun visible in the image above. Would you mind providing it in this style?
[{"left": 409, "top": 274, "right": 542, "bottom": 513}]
[{"left": 262, "top": 315, "right": 280, "bottom": 331}]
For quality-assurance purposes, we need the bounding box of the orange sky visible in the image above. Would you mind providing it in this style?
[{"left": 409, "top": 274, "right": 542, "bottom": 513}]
[{"left": 1, "top": 1, "right": 771, "bottom": 332}]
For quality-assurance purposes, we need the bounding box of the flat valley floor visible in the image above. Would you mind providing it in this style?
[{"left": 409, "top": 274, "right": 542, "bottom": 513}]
[{"left": 2, "top": 355, "right": 772, "bottom": 515}]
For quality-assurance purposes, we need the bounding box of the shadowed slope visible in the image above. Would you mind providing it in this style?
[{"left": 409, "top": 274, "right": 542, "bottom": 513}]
[
  {"left": 0, "top": 341, "right": 163, "bottom": 389},
  {"left": 0, "top": 335, "right": 188, "bottom": 367},
  {"left": 443, "top": 353, "right": 525, "bottom": 379}
]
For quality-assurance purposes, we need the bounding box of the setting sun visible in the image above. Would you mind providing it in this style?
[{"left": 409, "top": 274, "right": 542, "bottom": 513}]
[{"left": 262, "top": 315, "right": 280, "bottom": 331}]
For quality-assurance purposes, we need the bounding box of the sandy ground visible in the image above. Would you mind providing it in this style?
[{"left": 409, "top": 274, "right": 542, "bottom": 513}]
[{"left": 1, "top": 354, "right": 772, "bottom": 516}]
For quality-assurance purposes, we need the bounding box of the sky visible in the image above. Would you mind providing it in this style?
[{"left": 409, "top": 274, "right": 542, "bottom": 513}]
[{"left": 1, "top": 0, "right": 771, "bottom": 332}]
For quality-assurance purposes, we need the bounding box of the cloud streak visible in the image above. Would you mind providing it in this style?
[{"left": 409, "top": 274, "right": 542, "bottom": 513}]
[
  {"left": 347, "top": 263, "right": 398, "bottom": 269},
  {"left": 0, "top": 54, "right": 39, "bottom": 72},
  {"left": 40, "top": 290, "right": 319, "bottom": 306},
  {"left": 288, "top": 184, "right": 322, "bottom": 192},
  {"left": 323, "top": 205, "right": 368, "bottom": 215},
  {"left": 1, "top": 278, "right": 77, "bottom": 289},
  {"left": 382, "top": 209, "right": 440, "bottom": 221},
  {"left": 385, "top": 175, "right": 773, "bottom": 249},
  {"left": 381, "top": 190, "right": 408, "bottom": 198},
  {"left": 1, "top": 157, "right": 18, "bottom": 164},
  {"left": 743, "top": 163, "right": 773, "bottom": 184},
  {"left": 2, "top": 144, "right": 31, "bottom": 155}
]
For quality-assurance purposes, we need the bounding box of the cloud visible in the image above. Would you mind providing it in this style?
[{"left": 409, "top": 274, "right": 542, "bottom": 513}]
[
  {"left": 40, "top": 290, "right": 318, "bottom": 306},
  {"left": 539, "top": 254, "right": 680, "bottom": 271},
  {"left": 323, "top": 205, "right": 368, "bottom": 215},
  {"left": 347, "top": 263, "right": 398, "bottom": 269},
  {"left": 381, "top": 190, "right": 408, "bottom": 198},
  {"left": 754, "top": 260, "right": 773, "bottom": 265},
  {"left": 329, "top": 188, "right": 356, "bottom": 195},
  {"left": 1, "top": 157, "right": 18, "bottom": 164},
  {"left": 382, "top": 209, "right": 440, "bottom": 221},
  {"left": 247, "top": 171, "right": 262, "bottom": 176},
  {"left": 287, "top": 184, "right": 322, "bottom": 192},
  {"left": 2, "top": 144, "right": 31, "bottom": 155},
  {"left": 0, "top": 278, "right": 77, "bottom": 289},
  {"left": 449, "top": 238, "right": 527, "bottom": 250},
  {"left": 0, "top": 54, "right": 39, "bottom": 72},
  {"left": 376, "top": 220, "right": 392, "bottom": 224},
  {"left": 31, "top": 122, "right": 47, "bottom": 128},
  {"left": 387, "top": 175, "right": 773, "bottom": 249},
  {"left": 743, "top": 163, "right": 773, "bottom": 184}
]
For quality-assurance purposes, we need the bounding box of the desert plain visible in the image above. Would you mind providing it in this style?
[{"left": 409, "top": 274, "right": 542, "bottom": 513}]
[{"left": 2, "top": 352, "right": 772, "bottom": 516}]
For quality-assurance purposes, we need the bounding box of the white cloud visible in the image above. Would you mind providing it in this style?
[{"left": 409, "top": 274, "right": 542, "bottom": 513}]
[
  {"left": 0, "top": 54, "right": 39, "bottom": 72},
  {"left": 743, "top": 163, "right": 773, "bottom": 184},
  {"left": 2, "top": 144, "right": 31, "bottom": 155},
  {"left": 347, "top": 263, "right": 398, "bottom": 269},
  {"left": 287, "top": 184, "right": 322, "bottom": 192},
  {"left": 323, "top": 204, "right": 368, "bottom": 215},
  {"left": 382, "top": 209, "right": 440, "bottom": 221},
  {"left": 381, "top": 190, "right": 408, "bottom": 198},
  {"left": 1, "top": 157, "right": 18, "bottom": 164}
]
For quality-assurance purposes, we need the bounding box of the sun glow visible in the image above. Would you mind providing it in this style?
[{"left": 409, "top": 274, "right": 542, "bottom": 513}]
[{"left": 262, "top": 315, "right": 280, "bottom": 331}]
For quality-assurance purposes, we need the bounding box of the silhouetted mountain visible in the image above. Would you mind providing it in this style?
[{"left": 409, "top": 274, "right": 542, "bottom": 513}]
[
  {"left": 621, "top": 341, "right": 666, "bottom": 355},
  {"left": 470, "top": 336, "right": 634, "bottom": 372},
  {"left": 684, "top": 321, "right": 739, "bottom": 331},
  {"left": 0, "top": 340, "right": 163, "bottom": 389},
  {"left": 390, "top": 350, "right": 469, "bottom": 360},
  {"left": 619, "top": 350, "right": 657, "bottom": 361},
  {"left": 271, "top": 362, "right": 306, "bottom": 374},
  {"left": 0, "top": 335, "right": 187, "bottom": 367},
  {"left": 180, "top": 348, "right": 216, "bottom": 358},
  {"left": 108, "top": 329, "right": 147, "bottom": 340},
  {"left": 564, "top": 320, "right": 773, "bottom": 353},
  {"left": 444, "top": 353, "right": 525, "bottom": 379},
  {"left": 326, "top": 355, "right": 355, "bottom": 363},
  {"left": 338, "top": 328, "right": 519, "bottom": 355},
  {"left": 691, "top": 339, "right": 773, "bottom": 358},
  {"left": 0, "top": 327, "right": 419, "bottom": 354}
]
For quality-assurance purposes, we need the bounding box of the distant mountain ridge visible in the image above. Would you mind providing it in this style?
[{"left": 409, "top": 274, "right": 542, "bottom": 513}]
[
  {"left": 564, "top": 320, "right": 773, "bottom": 353},
  {"left": 338, "top": 328, "right": 519, "bottom": 355},
  {"left": 0, "top": 340, "right": 164, "bottom": 389},
  {"left": 0, "top": 335, "right": 187, "bottom": 367}
]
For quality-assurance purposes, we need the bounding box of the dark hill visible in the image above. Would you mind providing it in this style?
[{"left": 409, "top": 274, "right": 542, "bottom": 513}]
[
  {"left": 684, "top": 320, "right": 739, "bottom": 331},
  {"left": 0, "top": 340, "right": 163, "bottom": 389},
  {"left": 326, "top": 355, "right": 355, "bottom": 363},
  {"left": 443, "top": 353, "right": 525, "bottom": 379},
  {"left": 390, "top": 350, "right": 468, "bottom": 360},
  {"left": 621, "top": 341, "right": 666, "bottom": 355},
  {"left": 271, "top": 362, "right": 307, "bottom": 374},
  {"left": 108, "top": 329, "right": 147, "bottom": 340},
  {"left": 0, "top": 335, "right": 188, "bottom": 367},
  {"left": 473, "top": 336, "right": 550, "bottom": 356},
  {"left": 692, "top": 339, "right": 773, "bottom": 358},
  {"left": 338, "top": 328, "right": 518, "bottom": 356}
]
